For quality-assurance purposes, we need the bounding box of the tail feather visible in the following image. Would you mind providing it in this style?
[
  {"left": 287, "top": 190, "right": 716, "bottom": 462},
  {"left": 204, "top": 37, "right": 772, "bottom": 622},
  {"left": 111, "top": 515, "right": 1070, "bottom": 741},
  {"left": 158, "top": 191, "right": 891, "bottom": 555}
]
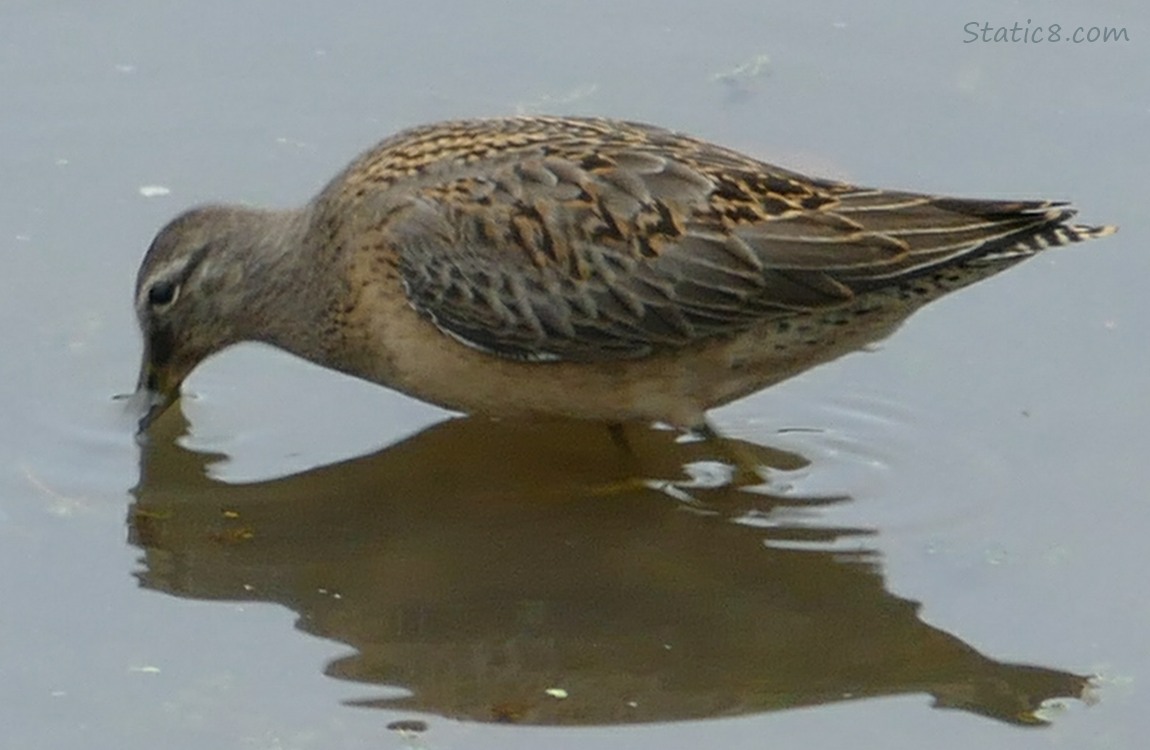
[{"left": 828, "top": 191, "right": 1116, "bottom": 288}]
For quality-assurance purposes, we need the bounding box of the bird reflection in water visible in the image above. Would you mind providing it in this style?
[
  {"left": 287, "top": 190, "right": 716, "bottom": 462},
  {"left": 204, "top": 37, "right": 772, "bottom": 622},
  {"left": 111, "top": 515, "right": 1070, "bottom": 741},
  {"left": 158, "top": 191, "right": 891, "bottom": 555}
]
[{"left": 129, "top": 411, "right": 1089, "bottom": 727}]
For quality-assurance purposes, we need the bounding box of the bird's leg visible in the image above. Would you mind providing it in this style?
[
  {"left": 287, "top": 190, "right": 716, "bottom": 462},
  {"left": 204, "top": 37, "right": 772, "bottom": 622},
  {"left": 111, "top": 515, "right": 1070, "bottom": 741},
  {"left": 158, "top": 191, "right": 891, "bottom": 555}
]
[
  {"left": 607, "top": 422, "right": 634, "bottom": 455},
  {"left": 587, "top": 422, "right": 654, "bottom": 496},
  {"left": 594, "top": 419, "right": 765, "bottom": 498},
  {"left": 692, "top": 419, "right": 724, "bottom": 443},
  {"left": 693, "top": 419, "right": 766, "bottom": 487}
]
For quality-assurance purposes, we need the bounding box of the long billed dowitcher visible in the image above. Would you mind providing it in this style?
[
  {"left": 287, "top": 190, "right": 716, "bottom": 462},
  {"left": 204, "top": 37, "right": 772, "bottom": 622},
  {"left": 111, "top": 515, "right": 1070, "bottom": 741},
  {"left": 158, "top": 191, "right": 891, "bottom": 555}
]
[{"left": 133, "top": 116, "right": 1115, "bottom": 432}]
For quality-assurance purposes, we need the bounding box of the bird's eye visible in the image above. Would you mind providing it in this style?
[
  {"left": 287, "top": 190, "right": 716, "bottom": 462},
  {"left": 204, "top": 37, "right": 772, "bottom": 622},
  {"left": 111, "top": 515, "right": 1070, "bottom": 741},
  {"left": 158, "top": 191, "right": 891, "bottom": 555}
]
[{"left": 147, "top": 280, "right": 179, "bottom": 308}]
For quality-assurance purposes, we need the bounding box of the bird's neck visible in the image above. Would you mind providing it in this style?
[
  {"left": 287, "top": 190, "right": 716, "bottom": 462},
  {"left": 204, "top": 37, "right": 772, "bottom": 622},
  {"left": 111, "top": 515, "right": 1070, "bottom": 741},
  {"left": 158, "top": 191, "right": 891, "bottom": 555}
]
[{"left": 226, "top": 206, "right": 342, "bottom": 365}]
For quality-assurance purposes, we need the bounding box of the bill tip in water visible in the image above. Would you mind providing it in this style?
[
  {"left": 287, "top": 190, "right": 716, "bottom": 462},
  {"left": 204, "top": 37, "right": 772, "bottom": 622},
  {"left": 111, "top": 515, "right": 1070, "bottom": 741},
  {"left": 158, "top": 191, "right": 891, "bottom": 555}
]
[{"left": 118, "top": 388, "right": 175, "bottom": 433}]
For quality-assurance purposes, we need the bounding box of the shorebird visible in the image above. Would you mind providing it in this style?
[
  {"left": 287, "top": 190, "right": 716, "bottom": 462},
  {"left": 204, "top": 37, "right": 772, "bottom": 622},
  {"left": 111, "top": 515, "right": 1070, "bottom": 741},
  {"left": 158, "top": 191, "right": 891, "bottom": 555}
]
[{"left": 133, "top": 116, "right": 1115, "bottom": 433}]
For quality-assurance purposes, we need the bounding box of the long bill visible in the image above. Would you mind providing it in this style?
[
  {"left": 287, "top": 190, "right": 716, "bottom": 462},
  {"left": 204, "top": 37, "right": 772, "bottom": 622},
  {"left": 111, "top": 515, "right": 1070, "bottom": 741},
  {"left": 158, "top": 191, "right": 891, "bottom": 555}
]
[{"left": 134, "top": 354, "right": 181, "bottom": 432}]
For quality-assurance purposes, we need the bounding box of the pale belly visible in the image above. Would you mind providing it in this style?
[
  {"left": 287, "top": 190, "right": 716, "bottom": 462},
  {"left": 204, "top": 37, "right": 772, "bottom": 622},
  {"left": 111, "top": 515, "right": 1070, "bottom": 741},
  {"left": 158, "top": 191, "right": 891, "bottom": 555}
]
[{"left": 339, "top": 281, "right": 920, "bottom": 429}]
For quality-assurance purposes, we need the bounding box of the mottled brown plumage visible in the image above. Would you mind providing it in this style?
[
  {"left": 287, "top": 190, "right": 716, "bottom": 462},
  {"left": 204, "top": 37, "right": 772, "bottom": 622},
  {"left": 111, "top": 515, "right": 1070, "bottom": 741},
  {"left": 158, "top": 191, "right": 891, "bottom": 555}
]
[{"left": 133, "top": 116, "right": 1116, "bottom": 430}]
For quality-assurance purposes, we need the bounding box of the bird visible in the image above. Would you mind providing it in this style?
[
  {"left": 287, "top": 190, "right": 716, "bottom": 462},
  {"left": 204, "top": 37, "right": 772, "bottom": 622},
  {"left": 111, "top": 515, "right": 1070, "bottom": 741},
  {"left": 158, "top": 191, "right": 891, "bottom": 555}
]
[{"left": 133, "top": 116, "right": 1116, "bottom": 434}]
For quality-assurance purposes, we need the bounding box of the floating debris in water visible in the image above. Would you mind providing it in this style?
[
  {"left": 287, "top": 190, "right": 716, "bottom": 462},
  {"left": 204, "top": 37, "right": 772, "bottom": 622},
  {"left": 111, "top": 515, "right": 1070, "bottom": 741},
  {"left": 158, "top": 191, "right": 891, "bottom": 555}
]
[{"left": 711, "top": 53, "right": 771, "bottom": 85}]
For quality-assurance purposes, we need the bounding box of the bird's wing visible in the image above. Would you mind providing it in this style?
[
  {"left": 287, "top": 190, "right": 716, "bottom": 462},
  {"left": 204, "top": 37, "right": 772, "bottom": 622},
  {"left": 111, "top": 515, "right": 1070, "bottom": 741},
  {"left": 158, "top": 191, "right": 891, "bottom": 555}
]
[{"left": 381, "top": 120, "right": 1095, "bottom": 361}]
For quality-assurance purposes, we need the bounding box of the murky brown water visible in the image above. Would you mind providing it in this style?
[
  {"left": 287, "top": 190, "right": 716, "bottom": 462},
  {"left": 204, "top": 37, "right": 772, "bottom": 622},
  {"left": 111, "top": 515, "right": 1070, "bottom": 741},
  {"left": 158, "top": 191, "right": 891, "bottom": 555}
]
[{"left": 2, "top": 2, "right": 1146, "bottom": 748}]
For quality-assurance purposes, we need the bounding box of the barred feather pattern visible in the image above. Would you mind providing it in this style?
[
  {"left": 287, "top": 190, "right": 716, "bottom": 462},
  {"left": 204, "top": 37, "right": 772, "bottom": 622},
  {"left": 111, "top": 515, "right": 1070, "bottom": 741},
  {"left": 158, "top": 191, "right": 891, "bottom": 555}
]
[{"left": 328, "top": 117, "right": 1115, "bottom": 362}]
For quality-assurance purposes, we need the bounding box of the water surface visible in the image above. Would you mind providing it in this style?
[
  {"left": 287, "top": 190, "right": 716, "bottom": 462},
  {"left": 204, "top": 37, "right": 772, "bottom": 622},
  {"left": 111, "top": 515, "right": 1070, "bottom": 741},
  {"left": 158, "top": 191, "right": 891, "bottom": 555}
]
[{"left": 2, "top": 2, "right": 1146, "bottom": 748}]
